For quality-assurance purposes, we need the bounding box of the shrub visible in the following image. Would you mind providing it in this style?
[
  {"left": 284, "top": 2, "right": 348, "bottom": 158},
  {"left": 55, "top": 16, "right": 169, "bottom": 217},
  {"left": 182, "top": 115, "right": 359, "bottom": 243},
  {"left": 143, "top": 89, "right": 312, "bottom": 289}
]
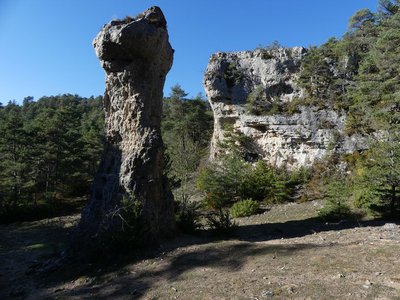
[
  {"left": 206, "top": 209, "right": 237, "bottom": 235},
  {"left": 300, "top": 155, "right": 341, "bottom": 202},
  {"left": 318, "top": 179, "right": 353, "bottom": 221},
  {"left": 318, "top": 200, "right": 352, "bottom": 221},
  {"left": 240, "top": 160, "right": 303, "bottom": 204},
  {"left": 229, "top": 199, "right": 260, "bottom": 218},
  {"left": 197, "top": 155, "right": 249, "bottom": 209},
  {"left": 103, "top": 195, "right": 143, "bottom": 251},
  {"left": 224, "top": 62, "right": 244, "bottom": 88},
  {"left": 175, "top": 198, "right": 202, "bottom": 234},
  {"left": 246, "top": 85, "right": 268, "bottom": 115},
  {"left": 198, "top": 158, "right": 308, "bottom": 209}
]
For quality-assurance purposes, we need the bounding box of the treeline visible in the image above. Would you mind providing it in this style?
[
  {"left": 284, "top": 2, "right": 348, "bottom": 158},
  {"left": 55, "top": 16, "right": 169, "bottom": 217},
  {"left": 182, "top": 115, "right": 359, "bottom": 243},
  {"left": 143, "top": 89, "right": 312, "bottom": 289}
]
[
  {"left": 0, "top": 88, "right": 214, "bottom": 223},
  {"left": 0, "top": 95, "right": 104, "bottom": 220},
  {"left": 296, "top": 0, "right": 400, "bottom": 217},
  {"left": 191, "top": 0, "right": 400, "bottom": 226},
  {"left": 162, "top": 85, "right": 213, "bottom": 205},
  {"left": 1, "top": 0, "right": 398, "bottom": 226}
]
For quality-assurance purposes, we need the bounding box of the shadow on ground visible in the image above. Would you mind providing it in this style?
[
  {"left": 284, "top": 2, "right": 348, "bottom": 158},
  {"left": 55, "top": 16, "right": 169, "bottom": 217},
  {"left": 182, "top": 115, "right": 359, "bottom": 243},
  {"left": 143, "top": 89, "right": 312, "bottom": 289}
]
[{"left": 27, "top": 216, "right": 399, "bottom": 299}]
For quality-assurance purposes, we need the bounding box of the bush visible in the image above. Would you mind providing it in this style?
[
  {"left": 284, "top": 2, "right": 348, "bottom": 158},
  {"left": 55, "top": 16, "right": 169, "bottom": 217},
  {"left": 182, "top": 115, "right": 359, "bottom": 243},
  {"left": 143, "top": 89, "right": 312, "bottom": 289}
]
[
  {"left": 197, "top": 155, "right": 249, "bottom": 209},
  {"left": 198, "top": 158, "right": 308, "bottom": 210},
  {"left": 245, "top": 85, "right": 268, "bottom": 115},
  {"left": 300, "top": 155, "right": 341, "bottom": 202},
  {"left": 318, "top": 200, "right": 352, "bottom": 221},
  {"left": 229, "top": 199, "right": 259, "bottom": 218},
  {"left": 318, "top": 179, "right": 353, "bottom": 221},
  {"left": 224, "top": 62, "right": 244, "bottom": 88},
  {"left": 240, "top": 161, "right": 305, "bottom": 204},
  {"left": 106, "top": 195, "right": 143, "bottom": 250},
  {"left": 175, "top": 198, "right": 202, "bottom": 234},
  {"left": 206, "top": 209, "right": 237, "bottom": 235}
]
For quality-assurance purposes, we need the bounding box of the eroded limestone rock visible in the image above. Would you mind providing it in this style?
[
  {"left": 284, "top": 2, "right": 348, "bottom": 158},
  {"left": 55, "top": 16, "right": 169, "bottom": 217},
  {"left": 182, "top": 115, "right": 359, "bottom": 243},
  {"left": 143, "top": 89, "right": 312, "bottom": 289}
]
[
  {"left": 203, "top": 48, "right": 367, "bottom": 168},
  {"left": 79, "top": 6, "right": 175, "bottom": 245}
]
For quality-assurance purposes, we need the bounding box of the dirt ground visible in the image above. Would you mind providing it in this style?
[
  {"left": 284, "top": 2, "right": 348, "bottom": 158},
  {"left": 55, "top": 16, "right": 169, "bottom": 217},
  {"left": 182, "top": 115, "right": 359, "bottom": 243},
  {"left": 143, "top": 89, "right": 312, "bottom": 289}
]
[{"left": 1, "top": 201, "right": 400, "bottom": 299}]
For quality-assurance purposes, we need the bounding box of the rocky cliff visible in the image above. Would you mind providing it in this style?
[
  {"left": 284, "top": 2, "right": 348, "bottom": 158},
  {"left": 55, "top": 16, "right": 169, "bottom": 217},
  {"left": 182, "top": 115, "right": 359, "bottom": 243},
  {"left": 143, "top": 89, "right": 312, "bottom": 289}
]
[
  {"left": 203, "top": 48, "right": 366, "bottom": 168},
  {"left": 78, "top": 6, "right": 175, "bottom": 246}
]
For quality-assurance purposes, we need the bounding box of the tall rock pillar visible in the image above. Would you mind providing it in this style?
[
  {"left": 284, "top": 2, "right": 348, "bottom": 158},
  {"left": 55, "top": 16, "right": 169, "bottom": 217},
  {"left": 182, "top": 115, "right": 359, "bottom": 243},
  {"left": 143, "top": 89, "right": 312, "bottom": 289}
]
[{"left": 79, "top": 6, "right": 175, "bottom": 246}]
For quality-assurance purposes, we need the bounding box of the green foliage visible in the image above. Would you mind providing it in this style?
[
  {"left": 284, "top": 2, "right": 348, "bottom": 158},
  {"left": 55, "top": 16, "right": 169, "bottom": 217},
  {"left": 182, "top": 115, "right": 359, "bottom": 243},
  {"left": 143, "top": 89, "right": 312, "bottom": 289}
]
[
  {"left": 198, "top": 157, "right": 308, "bottom": 210},
  {"left": 348, "top": 9, "right": 376, "bottom": 32},
  {"left": 339, "top": 7, "right": 400, "bottom": 217},
  {"left": 114, "top": 195, "right": 142, "bottom": 242},
  {"left": 229, "top": 199, "right": 260, "bottom": 218},
  {"left": 206, "top": 208, "right": 237, "bottom": 235},
  {"left": 297, "top": 38, "right": 355, "bottom": 110},
  {"left": 256, "top": 41, "right": 285, "bottom": 59},
  {"left": 224, "top": 62, "right": 244, "bottom": 88},
  {"left": 162, "top": 85, "right": 213, "bottom": 217},
  {"left": 241, "top": 161, "right": 308, "bottom": 204},
  {"left": 318, "top": 200, "right": 352, "bottom": 221},
  {"left": 175, "top": 198, "right": 202, "bottom": 234},
  {"left": 97, "top": 194, "right": 144, "bottom": 253},
  {"left": 0, "top": 95, "right": 104, "bottom": 218},
  {"left": 300, "top": 155, "right": 342, "bottom": 202},
  {"left": 197, "top": 155, "right": 249, "bottom": 209},
  {"left": 245, "top": 85, "right": 268, "bottom": 115},
  {"left": 218, "top": 126, "right": 254, "bottom": 160},
  {"left": 353, "top": 139, "right": 400, "bottom": 216},
  {"left": 240, "top": 161, "right": 287, "bottom": 203},
  {"left": 378, "top": 0, "right": 400, "bottom": 17},
  {"left": 318, "top": 180, "right": 352, "bottom": 221},
  {"left": 163, "top": 85, "right": 212, "bottom": 150}
]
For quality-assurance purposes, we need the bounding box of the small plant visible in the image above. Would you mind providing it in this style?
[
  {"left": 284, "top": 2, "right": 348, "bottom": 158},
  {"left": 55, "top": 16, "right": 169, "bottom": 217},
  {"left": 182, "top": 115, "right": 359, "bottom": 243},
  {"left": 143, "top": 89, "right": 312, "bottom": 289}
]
[
  {"left": 318, "top": 179, "right": 352, "bottom": 221},
  {"left": 224, "top": 62, "right": 244, "bottom": 88},
  {"left": 318, "top": 199, "right": 352, "bottom": 221},
  {"left": 106, "top": 195, "right": 143, "bottom": 249},
  {"left": 206, "top": 209, "right": 237, "bottom": 235},
  {"left": 246, "top": 85, "right": 268, "bottom": 115},
  {"left": 229, "top": 198, "right": 260, "bottom": 218},
  {"left": 175, "top": 198, "right": 202, "bottom": 234},
  {"left": 123, "top": 16, "right": 134, "bottom": 23},
  {"left": 197, "top": 155, "right": 249, "bottom": 209}
]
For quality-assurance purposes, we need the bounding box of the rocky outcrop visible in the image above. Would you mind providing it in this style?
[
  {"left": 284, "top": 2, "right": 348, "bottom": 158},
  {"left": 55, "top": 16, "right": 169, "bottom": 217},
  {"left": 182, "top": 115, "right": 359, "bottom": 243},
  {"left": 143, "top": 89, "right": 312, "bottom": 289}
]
[
  {"left": 203, "top": 48, "right": 366, "bottom": 168},
  {"left": 78, "top": 6, "right": 175, "bottom": 246}
]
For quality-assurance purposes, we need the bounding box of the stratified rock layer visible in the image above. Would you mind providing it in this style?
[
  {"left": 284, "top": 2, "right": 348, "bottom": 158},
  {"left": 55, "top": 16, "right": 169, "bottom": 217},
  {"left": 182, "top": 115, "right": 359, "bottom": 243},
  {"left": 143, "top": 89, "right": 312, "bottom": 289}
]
[
  {"left": 203, "top": 48, "right": 366, "bottom": 168},
  {"left": 79, "top": 7, "right": 175, "bottom": 244}
]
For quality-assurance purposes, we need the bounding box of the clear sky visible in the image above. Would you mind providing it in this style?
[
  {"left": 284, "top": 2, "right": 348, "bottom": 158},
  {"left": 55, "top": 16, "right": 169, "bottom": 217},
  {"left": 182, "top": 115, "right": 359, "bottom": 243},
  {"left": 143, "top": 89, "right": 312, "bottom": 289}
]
[{"left": 0, "top": 0, "right": 379, "bottom": 103}]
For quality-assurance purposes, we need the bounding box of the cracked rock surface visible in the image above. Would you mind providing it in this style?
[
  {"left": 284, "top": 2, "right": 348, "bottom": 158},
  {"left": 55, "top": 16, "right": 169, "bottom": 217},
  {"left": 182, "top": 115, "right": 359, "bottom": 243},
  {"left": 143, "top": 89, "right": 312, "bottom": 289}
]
[
  {"left": 78, "top": 6, "right": 175, "bottom": 245},
  {"left": 203, "top": 48, "right": 367, "bottom": 168}
]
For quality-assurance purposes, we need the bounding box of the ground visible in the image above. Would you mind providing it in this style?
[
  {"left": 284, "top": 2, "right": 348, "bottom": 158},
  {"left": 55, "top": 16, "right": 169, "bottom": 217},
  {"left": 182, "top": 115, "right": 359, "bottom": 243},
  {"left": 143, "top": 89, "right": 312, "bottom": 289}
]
[{"left": 1, "top": 201, "right": 400, "bottom": 299}]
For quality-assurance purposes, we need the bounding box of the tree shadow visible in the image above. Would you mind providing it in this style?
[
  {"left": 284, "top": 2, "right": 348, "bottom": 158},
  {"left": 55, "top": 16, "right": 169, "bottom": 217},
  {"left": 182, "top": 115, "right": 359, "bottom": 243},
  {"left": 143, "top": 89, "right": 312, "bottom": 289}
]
[
  {"left": 45, "top": 241, "right": 322, "bottom": 299},
  {"left": 0, "top": 217, "right": 78, "bottom": 299},
  {"left": 31, "top": 215, "right": 399, "bottom": 299}
]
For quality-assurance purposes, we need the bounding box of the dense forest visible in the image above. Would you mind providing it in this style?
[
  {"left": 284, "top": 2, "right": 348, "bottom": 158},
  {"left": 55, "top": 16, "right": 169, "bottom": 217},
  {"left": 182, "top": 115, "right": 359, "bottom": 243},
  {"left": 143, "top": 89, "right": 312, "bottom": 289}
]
[
  {"left": 0, "top": 87, "right": 214, "bottom": 224},
  {"left": 0, "top": 95, "right": 104, "bottom": 221},
  {"left": 0, "top": 0, "right": 399, "bottom": 227}
]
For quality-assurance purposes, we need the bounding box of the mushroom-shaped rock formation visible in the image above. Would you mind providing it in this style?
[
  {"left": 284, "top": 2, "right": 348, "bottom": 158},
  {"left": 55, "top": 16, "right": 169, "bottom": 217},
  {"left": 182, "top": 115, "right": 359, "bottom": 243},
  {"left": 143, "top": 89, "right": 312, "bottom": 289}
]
[{"left": 78, "top": 6, "right": 175, "bottom": 247}]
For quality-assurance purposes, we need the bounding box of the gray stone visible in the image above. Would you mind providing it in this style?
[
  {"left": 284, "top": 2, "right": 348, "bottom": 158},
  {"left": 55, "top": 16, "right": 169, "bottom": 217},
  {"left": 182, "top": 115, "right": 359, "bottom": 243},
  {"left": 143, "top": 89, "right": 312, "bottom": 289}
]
[
  {"left": 78, "top": 6, "right": 175, "bottom": 246},
  {"left": 382, "top": 223, "right": 398, "bottom": 230},
  {"left": 203, "top": 48, "right": 368, "bottom": 168}
]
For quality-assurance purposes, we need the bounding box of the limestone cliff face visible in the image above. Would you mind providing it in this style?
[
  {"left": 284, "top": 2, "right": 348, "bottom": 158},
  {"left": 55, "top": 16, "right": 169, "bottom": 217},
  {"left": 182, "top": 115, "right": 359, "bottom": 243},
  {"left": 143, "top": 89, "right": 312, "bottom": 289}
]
[
  {"left": 203, "top": 48, "right": 366, "bottom": 168},
  {"left": 79, "top": 7, "right": 175, "bottom": 245}
]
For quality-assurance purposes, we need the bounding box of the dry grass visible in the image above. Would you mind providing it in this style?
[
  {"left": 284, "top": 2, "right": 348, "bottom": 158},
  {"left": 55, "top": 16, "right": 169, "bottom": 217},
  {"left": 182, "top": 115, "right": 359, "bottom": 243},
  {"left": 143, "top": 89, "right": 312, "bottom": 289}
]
[{"left": 1, "top": 201, "right": 399, "bottom": 299}]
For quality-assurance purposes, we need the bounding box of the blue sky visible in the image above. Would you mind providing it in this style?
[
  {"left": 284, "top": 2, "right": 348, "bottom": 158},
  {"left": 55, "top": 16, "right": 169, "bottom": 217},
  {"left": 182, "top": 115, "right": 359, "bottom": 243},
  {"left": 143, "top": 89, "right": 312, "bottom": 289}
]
[{"left": 0, "top": 0, "right": 378, "bottom": 103}]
